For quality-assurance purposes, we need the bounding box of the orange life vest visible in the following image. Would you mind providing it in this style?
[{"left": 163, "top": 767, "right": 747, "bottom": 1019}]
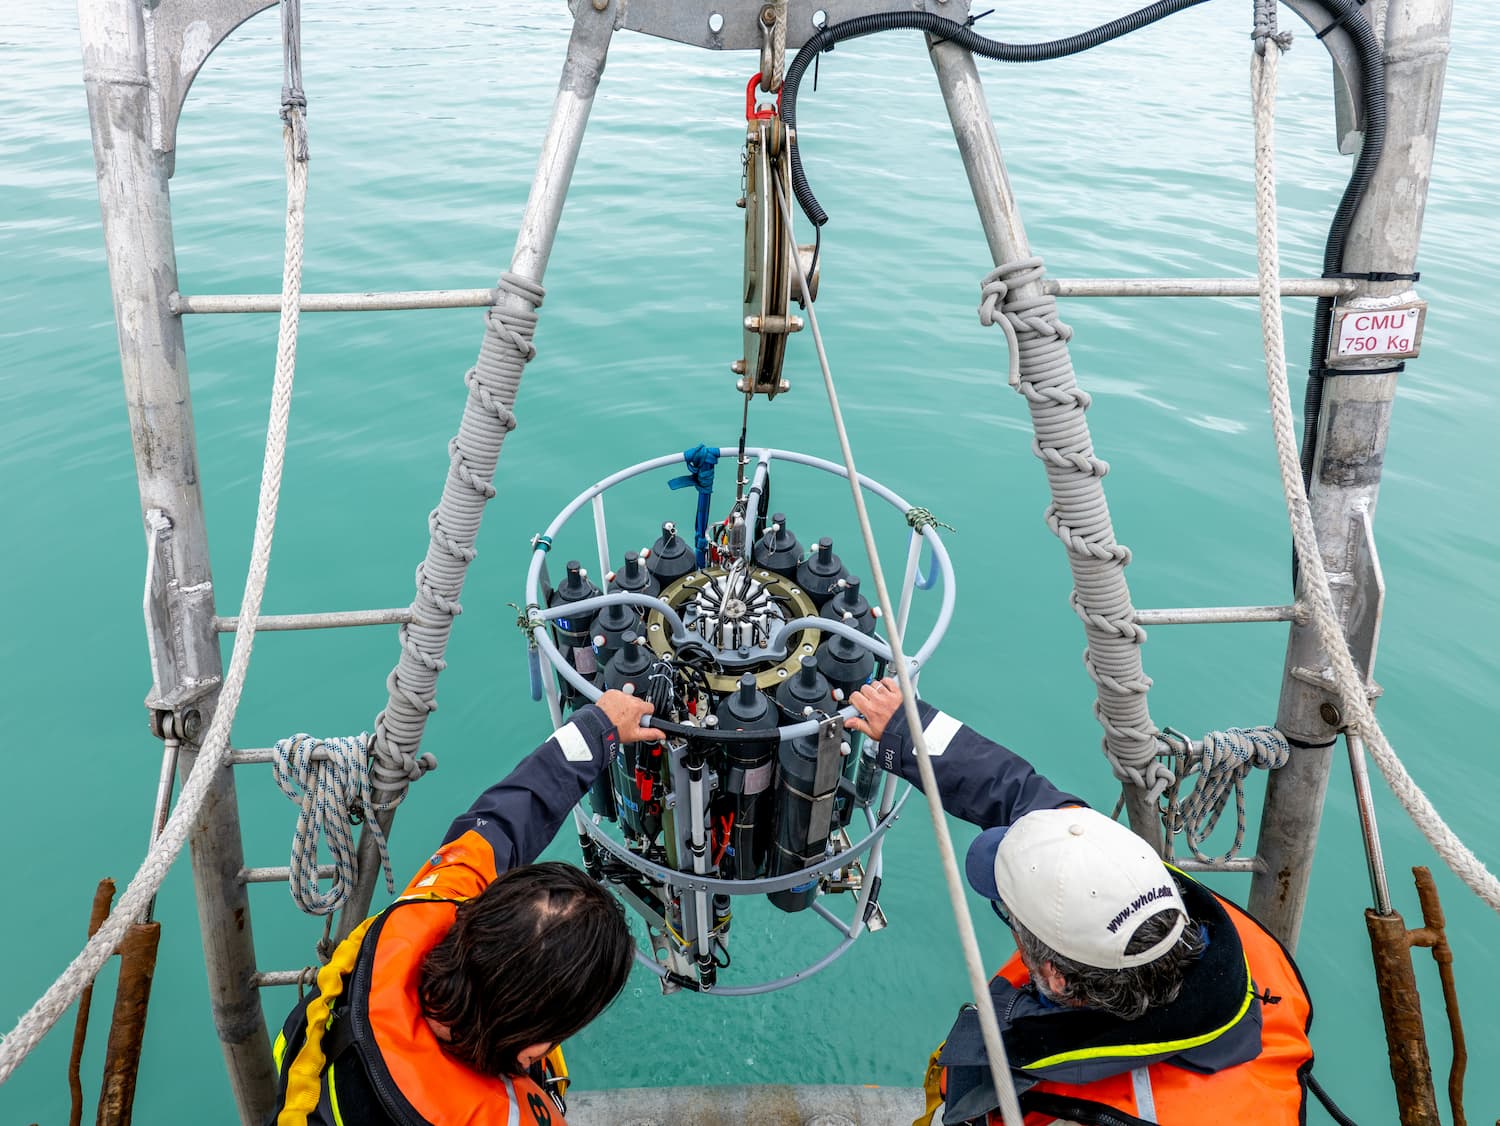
[
  {"left": 922, "top": 888, "right": 1313, "bottom": 1126},
  {"left": 273, "top": 891, "right": 569, "bottom": 1126},
  {"left": 358, "top": 898, "right": 569, "bottom": 1126}
]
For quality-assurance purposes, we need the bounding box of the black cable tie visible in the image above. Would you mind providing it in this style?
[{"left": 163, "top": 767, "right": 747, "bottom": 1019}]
[
  {"left": 930, "top": 8, "right": 996, "bottom": 49},
  {"left": 1324, "top": 269, "right": 1420, "bottom": 283},
  {"left": 1284, "top": 734, "right": 1339, "bottom": 750},
  {"left": 1313, "top": 361, "right": 1407, "bottom": 378},
  {"left": 1314, "top": 0, "right": 1365, "bottom": 40}
]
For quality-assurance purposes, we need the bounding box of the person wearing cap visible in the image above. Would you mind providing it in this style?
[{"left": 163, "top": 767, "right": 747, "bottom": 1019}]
[{"left": 846, "top": 679, "right": 1314, "bottom": 1126}]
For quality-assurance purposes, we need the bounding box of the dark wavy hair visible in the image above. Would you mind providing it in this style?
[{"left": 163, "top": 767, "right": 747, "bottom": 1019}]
[
  {"left": 1013, "top": 908, "right": 1204, "bottom": 1021},
  {"left": 418, "top": 861, "right": 633, "bottom": 1076}
]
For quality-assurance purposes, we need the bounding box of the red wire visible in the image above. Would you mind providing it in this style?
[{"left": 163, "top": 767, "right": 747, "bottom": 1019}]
[{"left": 712, "top": 813, "right": 734, "bottom": 866}]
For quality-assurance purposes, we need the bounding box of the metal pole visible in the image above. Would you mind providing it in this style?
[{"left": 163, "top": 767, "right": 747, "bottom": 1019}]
[
  {"left": 78, "top": 0, "right": 275, "bottom": 1118},
  {"left": 169, "top": 277, "right": 1357, "bottom": 313},
  {"left": 1346, "top": 729, "right": 1393, "bottom": 915},
  {"left": 173, "top": 288, "right": 497, "bottom": 314},
  {"left": 214, "top": 607, "right": 413, "bottom": 632},
  {"left": 1133, "top": 604, "right": 1300, "bottom": 626},
  {"left": 1250, "top": 0, "right": 1453, "bottom": 944},
  {"left": 1043, "top": 277, "right": 1355, "bottom": 298},
  {"left": 336, "top": 1, "right": 616, "bottom": 939},
  {"left": 927, "top": 37, "right": 1162, "bottom": 852}
]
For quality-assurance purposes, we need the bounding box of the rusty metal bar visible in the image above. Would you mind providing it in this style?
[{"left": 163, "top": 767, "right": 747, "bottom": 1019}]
[
  {"left": 1409, "top": 867, "right": 1468, "bottom": 1126},
  {"left": 96, "top": 921, "right": 162, "bottom": 1126},
  {"left": 68, "top": 880, "right": 116, "bottom": 1126},
  {"left": 1365, "top": 907, "right": 1441, "bottom": 1126}
]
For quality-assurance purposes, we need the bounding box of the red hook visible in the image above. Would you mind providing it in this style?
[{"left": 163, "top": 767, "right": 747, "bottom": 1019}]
[{"left": 745, "top": 73, "right": 781, "bottom": 120}]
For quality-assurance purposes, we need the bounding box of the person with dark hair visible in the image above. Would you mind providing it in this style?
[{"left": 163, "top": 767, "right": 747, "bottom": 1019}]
[
  {"left": 269, "top": 690, "right": 660, "bottom": 1126},
  {"left": 846, "top": 679, "right": 1315, "bottom": 1126}
]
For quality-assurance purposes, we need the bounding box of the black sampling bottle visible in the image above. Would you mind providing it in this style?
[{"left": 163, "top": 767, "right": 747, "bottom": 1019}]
[
  {"left": 647, "top": 521, "right": 696, "bottom": 585},
  {"left": 767, "top": 722, "right": 845, "bottom": 913},
  {"left": 602, "top": 633, "right": 661, "bottom": 842},
  {"left": 752, "top": 512, "right": 802, "bottom": 580},
  {"left": 547, "top": 560, "right": 600, "bottom": 704},
  {"left": 712, "top": 674, "right": 780, "bottom": 879},
  {"left": 613, "top": 548, "right": 660, "bottom": 599},
  {"left": 795, "top": 537, "right": 849, "bottom": 608}
]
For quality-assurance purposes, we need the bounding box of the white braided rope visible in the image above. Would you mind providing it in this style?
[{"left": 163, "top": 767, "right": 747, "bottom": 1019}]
[
  {"left": 1251, "top": 47, "right": 1500, "bottom": 911},
  {"left": 772, "top": 170, "right": 1024, "bottom": 1126},
  {"left": 272, "top": 733, "right": 394, "bottom": 916},
  {"left": 0, "top": 121, "right": 309, "bottom": 1084}
]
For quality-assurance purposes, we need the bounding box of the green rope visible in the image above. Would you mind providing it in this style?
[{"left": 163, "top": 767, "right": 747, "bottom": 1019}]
[{"left": 905, "top": 506, "right": 956, "bottom": 533}]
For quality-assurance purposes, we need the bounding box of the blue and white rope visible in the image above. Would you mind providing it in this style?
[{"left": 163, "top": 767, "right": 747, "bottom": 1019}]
[
  {"left": 273, "top": 733, "right": 395, "bottom": 916},
  {"left": 1167, "top": 726, "right": 1289, "bottom": 863}
]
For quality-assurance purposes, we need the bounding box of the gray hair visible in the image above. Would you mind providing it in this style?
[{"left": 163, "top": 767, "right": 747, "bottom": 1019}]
[{"left": 1011, "top": 909, "right": 1204, "bottom": 1021}]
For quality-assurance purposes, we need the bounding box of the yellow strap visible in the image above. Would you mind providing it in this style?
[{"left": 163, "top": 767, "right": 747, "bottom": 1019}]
[
  {"left": 545, "top": 1043, "right": 571, "bottom": 1099},
  {"left": 277, "top": 914, "right": 379, "bottom": 1126},
  {"left": 914, "top": 1041, "right": 946, "bottom": 1126}
]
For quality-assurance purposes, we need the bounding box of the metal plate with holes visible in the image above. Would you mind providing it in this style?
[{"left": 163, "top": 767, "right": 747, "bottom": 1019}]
[
  {"left": 647, "top": 566, "right": 820, "bottom": 692},
  {"left": 740, "top": 119, "right": 792, "bottom": 396},
  {"left": 610, "top": 0, "right": 972, "bottom": 51}
]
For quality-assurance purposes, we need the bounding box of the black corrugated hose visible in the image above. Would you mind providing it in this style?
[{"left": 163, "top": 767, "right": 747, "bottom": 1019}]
[{"left": 781, "top": 0, "right": 1387, "bottom": 520}]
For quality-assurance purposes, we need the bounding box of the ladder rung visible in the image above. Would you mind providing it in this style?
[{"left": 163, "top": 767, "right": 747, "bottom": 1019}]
[
  {"left": 1171, "top": 856, "right": 1264, "bottom": 874},
  {"left": 240, "top": 865, "right": 337, "bottom": 884},
  {"left": 230, "top": 747, "right": 334, "bottom": 765},
  {"left": 1044, "top": 277, "right": 1357, "bottom": 299},
  {"left": 1134, "top": 605, "right": 1299, "bottom": 626},
  {"left": 253, "top": 969, "right": 319, "bottom": 988},
  {"left": 173, "top": 288, "right": 495, "bottom": 315},
  {"left": 214, "top": 608, "right": 413, "bottom": 633}
]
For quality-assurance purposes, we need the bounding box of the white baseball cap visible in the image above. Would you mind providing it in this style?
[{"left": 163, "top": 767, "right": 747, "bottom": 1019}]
[{"left": 965, "top": 807, "right": 1187, "bottom": 970}]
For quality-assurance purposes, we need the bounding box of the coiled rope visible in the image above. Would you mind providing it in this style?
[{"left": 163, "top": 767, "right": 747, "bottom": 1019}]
[
  {"left": 344, "top": 268, "right": 545, "bottom": 930},
  {"left": 978, "top": 261, "right": 1170, "bottom": 805},
  {"left": 1162, "top": 726, "right": 1290, "bottom": 863},
  {"left": 1250, "top": 33, "right": 1500, "bottom": 911},
  {"left": 0, "top": 23, "right": 311, "bottom": 1081},
  {"left": 272, "top": 734, "right": 395, "bottom": 917}
]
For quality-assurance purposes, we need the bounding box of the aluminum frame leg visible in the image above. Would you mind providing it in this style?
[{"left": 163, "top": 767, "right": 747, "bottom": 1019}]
[
  {"left": 1249, "top": 0, "right": 1453, "bottom": 945},
  {"left": 337, "top": 1, "right": 618, "bottom": 938},
  {"left": 927, "top": 37, "right": 1163, "bottom": 851},
  {"left": 79, "top": 0, "right": 275, "bottom": 1119}
]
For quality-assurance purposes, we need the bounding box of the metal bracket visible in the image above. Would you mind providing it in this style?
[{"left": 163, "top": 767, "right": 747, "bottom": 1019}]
[
  {"left": 143, "top": 509, "right": 221, "bottom": 710},
  {"left": 143, "top": 0, "right": 277, "bottom": 164},
  {"left": 1281, "top": 0, "right": 1372, "bottom": 155},
  {"left": 735, "top": 115, "right": 801, "bottom": 399},
  {"left": 1345, "top": 506, "right": 1386, "bottom": 690}
]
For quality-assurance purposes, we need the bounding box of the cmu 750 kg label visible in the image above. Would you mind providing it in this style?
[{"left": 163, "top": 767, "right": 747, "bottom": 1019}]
[{"left": 1328, "top": 301, "right": 1427, "bottom": 365}]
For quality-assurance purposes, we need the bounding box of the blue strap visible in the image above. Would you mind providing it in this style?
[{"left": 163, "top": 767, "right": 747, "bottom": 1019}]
[
  {"left": 668, "top": 444, "right": 720, "bottom": 567},
  {"left": 908, "top": 531, "right": 943, "bottom": 590}
]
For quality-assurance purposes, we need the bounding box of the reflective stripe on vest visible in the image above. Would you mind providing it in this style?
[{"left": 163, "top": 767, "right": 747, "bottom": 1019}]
[
  {"left": 1009, "top": 893, "right": 1312, "bottom": 1126},
  {"left": 919, "top": 888, "right": 1313, "bottom": 1126}
]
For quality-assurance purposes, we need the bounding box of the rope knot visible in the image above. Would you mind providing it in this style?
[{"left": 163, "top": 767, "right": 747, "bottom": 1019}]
[
  {"left": 1161, "top": 726, "right": 1289, "bottom": 863},
  {"left": 272, "top": 732, "right": 394, "bottom": 916},
  {"left": 905, "top": 506, "right": 955, "bottom": 533},
  {"left": 977, "top": 257, "right": 1072, "bottom": 386}
]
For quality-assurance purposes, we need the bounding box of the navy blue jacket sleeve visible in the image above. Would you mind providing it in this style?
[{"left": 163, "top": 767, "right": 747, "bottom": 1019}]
[
  {"left": 439, "top": 703, "right": 619, "bottom": 874},
  {"left": 874, "top": 698, "right": 1084, "bottom": 829}
]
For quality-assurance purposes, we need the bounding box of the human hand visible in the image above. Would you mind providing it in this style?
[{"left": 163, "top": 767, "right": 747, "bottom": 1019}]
[
  {"left": 595, "top": 689, "right": 663, "bottom": 744},
  {"left": 844, "top": 677, "right": 905, "bottom": 743}
]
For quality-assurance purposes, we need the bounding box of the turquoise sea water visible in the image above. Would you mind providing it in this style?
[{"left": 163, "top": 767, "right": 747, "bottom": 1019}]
[{"left": 3, "top": 1, "right": 1498, "bottom": 1121}]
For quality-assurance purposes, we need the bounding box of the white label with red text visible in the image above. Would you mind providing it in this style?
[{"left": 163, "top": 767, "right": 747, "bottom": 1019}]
[{"left": 1329, "top": 302, "right": 1426, "bottom": 363}]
